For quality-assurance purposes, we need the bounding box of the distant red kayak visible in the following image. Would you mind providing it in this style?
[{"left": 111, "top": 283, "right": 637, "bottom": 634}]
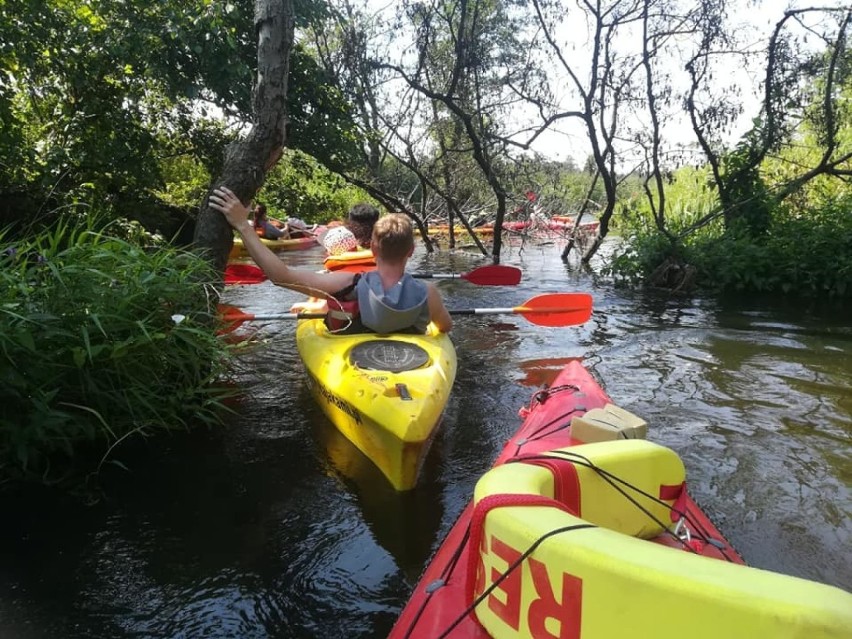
[
  {"left": 547, "top": 218, "right": 600, "bottom": 233},
  {"left": 389, "top": 360, "right": 852, "bottom": 639},
  {"left": 478, "top": 219, "right": 600, "bottom": 235}
]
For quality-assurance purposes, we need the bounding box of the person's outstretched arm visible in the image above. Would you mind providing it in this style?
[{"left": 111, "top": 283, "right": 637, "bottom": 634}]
[
  {"left": 209, "top": 187, "right": 351, "bottom": 297},
  {"left": 426, "top": 283, "right": 452, "bottom": 333}
]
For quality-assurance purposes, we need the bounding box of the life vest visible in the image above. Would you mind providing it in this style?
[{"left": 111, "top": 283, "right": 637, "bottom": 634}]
[
  {"left": 325, "top": 272, "right": 430, "bottom": 334},
  {"left": 357, "top": 271, "right": 430, "bottom": 334},
  {"left": 325, "top": 274, "right": 362, "bottom": 332},
  {"left": 323, "top": 249, "right": 376, "bottom": 273}
]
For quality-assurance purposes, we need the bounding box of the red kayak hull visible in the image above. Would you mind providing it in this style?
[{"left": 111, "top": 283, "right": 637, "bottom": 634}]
[{"left": 389, "top": 360, "right": 743, "bottom": 639}]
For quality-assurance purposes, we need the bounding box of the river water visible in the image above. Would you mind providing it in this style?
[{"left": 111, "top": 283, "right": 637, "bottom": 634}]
[{"left": 0, "top": 239, "right": 850, "bottom": 638}]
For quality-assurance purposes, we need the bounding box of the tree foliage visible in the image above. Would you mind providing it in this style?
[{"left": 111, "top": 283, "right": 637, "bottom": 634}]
[
  {"left": 258, "top": 148, "right": 374, "bottom": 222},
  {"left": 1, "top": 0, "right": 252, "bottom": 199},
  {"left": 4, "top": 0, "right": 851, "bottom": 299},
  {"left": 0, "top": 0, "right": 362, "bottom": 241}
]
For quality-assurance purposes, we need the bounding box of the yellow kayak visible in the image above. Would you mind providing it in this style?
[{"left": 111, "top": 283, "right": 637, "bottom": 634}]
[
  {"left": 229, "top": 234, "right": 318, "bottom": 258},
  {"left": 295, "top": 319, "right": 457, "bottom": 491}
]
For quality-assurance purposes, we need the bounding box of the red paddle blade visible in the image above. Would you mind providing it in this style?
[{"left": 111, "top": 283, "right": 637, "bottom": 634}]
[
  {"left": 224, "top": 264, "right": 266, "bottom": 285},
  {"left": 515, "top": 293, "right": 593, "bottom": 327},
  {"left": 461, "top": 264, "right": 522, "bottom": 286},
  {"left": 216, "top": 303, "right": 255, "bottom": 334}
]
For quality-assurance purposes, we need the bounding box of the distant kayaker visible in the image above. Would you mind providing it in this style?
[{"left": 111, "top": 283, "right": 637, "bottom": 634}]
[
  {"left": 253, "top": 203, "right": 289, "bottom": 240},
  {"left": 320, "top": 205, "right": 379, "bottom": 274},
  {"left": 318, "top": 202, "right": 378, "bottom": 256},
  {"left": 210, "top": 187, "right": 452, "bottom": 334},
  {"left": 345, "top": 203, "right": 379, "bottom": 249}
]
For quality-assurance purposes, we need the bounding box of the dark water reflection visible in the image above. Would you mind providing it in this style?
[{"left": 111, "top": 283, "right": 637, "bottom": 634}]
[{"left": 1, "top": 240, "right": 850, "bottom": 638}]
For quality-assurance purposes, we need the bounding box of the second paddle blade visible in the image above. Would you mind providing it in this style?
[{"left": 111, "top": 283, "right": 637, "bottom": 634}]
[
  {"left": 517, "top": 293, "right": 593, "bottom": 327},
  {"left": 462, "top": 264, "right": 522, "bottom": 286}
]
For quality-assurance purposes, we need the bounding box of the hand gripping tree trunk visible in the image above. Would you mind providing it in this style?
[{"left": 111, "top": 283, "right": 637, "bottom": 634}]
[{"left": 193, "top": 0, "right": 295, "bottom": 279}]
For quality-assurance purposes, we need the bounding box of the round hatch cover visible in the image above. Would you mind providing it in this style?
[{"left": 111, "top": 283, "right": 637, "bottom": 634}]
[{"left": 349, "top": 340, "right": 430, "bottom": 373}]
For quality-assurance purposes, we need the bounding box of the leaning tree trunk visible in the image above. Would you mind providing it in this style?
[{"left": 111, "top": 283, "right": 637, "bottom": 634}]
[{"left": 193, "top": 0, "right": 295, "bottom": 278}]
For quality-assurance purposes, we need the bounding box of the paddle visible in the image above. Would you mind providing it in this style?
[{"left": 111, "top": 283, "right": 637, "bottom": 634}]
[
  {"left": 416, "top": 264, "right": 522, "bottom": 285},
  {"left": 446, "top": 293, "right": 593, "bottom": 327},
  {"left": 216, "top": 293, "right": 592, "bottom": 333},
  {"left": 224, "top": 263, "right": 522, "bottom": 286}
]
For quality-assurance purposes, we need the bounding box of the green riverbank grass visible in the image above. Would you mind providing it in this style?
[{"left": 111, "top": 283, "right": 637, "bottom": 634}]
[{"left": 0, "top": 219, "right": 235, "bottom": 484}]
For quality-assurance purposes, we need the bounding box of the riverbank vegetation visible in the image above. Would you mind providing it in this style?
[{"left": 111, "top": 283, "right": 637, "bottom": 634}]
[
  {"left": 610, "top": 167, "right": 852, "bottom": 299},
  {"left": 0, "top": 220, "right": 235, "bottom": 483}
]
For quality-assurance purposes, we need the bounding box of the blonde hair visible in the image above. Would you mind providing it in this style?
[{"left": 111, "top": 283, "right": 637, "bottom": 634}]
[{"left": 371, "top": 213, "right": 414, "bottom": 262}]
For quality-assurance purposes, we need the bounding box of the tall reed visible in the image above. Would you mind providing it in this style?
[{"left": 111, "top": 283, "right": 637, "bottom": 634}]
[{"left": 0, "top": 218, "right": 234, "bottom": 481}]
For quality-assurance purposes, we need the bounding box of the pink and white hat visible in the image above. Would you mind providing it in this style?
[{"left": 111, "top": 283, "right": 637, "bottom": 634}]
[{"left": 322, "top": 226, "right": 359, "bottom": 255}]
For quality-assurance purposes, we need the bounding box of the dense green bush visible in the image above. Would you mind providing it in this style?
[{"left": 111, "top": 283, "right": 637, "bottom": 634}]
[
  {"left": 690, "top": 199, "right": 852, "bottom": 297},
  {"left": 608, "top": 189, "right": 852, "bottom": 299},
  {"left": 607, "top": 229, "right": 686, "bottom": 285},
  {"left": 258, "top": 149, "right": 375, "bottom": 223},
  {"left": 0, "top": 219, "right": 235, "bottom": 481}
]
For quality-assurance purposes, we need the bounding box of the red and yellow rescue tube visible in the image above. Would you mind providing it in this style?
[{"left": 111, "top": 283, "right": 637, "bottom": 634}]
[{"left": 469, "top": 439, "right": 852, "bottom": 639}]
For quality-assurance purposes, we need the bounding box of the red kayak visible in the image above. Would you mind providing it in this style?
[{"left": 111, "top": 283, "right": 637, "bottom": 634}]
[{"left": 389, "top": 360, "right": 852, "bottom": 639}]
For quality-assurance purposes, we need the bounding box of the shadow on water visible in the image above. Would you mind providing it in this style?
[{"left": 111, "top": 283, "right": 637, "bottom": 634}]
[
  {"left": 303, "top": 383, "right": 444, "bottom": 584},
  {"left": 0, "top": 241, "right": 850, "bottom": 638}
]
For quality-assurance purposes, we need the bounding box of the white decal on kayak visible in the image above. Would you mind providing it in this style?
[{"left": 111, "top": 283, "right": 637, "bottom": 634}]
[{"left": 307, "top": 375, "right": 363, "bottom": 425}]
